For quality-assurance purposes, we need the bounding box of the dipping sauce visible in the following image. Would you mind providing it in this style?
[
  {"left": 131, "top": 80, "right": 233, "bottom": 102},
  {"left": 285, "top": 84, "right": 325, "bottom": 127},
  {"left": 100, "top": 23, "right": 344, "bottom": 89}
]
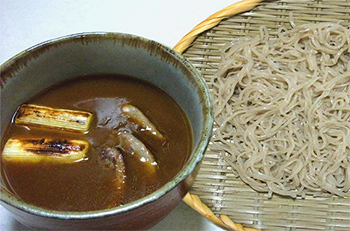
[{"left": 1, "top": 74, "right": 192, "bottom": 211}]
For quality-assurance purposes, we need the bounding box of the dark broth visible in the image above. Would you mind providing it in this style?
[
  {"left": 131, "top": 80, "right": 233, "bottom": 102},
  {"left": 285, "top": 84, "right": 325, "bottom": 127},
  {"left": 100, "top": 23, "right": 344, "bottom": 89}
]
[{"left": 0, "top": 74, "right": 192, "bottom": 211}]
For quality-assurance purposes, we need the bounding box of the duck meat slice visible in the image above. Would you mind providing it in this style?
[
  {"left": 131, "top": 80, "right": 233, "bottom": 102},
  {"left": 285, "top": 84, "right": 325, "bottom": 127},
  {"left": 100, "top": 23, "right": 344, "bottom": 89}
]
[
  {"left": 100, "top": 146, "right": 126, "bottom": 207},
  {"left": 117, "top": 131, "right": 158, "bottom": 175},
  {"left": 121, "top": 104, "right": 165, "bottom": 141}
]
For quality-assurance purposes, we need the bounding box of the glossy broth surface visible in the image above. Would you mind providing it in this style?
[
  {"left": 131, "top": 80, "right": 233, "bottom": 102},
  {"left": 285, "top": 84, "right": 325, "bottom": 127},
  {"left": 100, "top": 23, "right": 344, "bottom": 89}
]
[{"left": 1, "top": 74, "right": 192, "bottom": 211}]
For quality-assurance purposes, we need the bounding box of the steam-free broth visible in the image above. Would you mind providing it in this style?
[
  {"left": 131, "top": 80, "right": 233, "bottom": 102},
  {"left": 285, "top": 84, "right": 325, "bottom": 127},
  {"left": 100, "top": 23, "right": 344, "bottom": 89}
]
[{"left": 1, "top": 74, "right": 192, "bottom": 211}]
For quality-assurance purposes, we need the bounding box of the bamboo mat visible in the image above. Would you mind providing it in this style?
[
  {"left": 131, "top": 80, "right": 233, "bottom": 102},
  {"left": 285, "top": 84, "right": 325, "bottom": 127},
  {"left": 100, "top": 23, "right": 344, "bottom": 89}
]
[{"left": 174, "top": 0, "right": 350, "bottom": 230}]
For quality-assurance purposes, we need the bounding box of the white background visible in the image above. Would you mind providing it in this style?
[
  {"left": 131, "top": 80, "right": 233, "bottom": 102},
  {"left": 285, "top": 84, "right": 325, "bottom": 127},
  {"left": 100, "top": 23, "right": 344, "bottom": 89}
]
[{"left": 0, "top": 0, "right": 239, "bottom": 230}]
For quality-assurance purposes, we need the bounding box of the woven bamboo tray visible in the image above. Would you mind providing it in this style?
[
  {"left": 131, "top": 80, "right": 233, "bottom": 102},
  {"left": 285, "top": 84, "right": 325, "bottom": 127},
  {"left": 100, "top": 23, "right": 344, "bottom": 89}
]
[{"left": 174, "top": 0, "right": 350, "bottom": 230}]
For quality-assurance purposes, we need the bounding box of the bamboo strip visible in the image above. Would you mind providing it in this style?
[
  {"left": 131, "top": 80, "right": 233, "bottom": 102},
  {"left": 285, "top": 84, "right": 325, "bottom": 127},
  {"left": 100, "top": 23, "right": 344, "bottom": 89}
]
[{"left": 174, "top": 0, "right": 263, "bottom": 230}]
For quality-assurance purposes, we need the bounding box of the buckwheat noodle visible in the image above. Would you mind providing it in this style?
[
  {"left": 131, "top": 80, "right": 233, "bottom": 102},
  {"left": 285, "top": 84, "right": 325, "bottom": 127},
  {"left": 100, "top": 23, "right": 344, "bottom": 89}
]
[{"left": 210, "top": 22, "right": 350, "bottom": 198}]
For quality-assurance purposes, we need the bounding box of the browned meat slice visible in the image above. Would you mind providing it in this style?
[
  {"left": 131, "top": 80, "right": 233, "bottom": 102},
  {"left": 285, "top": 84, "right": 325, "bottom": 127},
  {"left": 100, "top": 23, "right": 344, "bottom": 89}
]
[
  {"left": 100, "top": 146, "right": 126, "bottom": 207},
  {"left": 117, "top": 132, "right": 158, "bottom": 174},
  {"left": 121, "top": 104, "right": 165, "bottom": 141}
]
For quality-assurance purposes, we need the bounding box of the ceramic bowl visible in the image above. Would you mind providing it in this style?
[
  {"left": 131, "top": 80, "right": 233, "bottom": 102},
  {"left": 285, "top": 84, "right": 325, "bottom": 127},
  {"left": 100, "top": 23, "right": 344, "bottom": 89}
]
[{"left": 0, "top": 32, "right": 213, "bottom": 230}]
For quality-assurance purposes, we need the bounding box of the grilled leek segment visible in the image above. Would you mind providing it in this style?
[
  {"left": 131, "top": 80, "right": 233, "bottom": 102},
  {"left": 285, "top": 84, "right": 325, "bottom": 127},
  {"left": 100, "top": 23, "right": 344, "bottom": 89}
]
[
  {"left": 15, "top": 104, "right": 93, "bottom": 132},
  {"left": 2, "top": 138, "right": 88, "bottom": 163},
  {"left": 121, "top": 104, "right": 165, "bottom": 141},
  {"left": 117, "top": 132, "right": 158, "bottom": 173}
]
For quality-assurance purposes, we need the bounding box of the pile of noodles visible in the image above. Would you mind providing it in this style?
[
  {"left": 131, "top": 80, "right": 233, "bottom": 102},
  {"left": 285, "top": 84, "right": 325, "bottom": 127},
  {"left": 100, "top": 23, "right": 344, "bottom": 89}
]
[{"left": 209, "top": 22, "right": 350, "bottom": 198}]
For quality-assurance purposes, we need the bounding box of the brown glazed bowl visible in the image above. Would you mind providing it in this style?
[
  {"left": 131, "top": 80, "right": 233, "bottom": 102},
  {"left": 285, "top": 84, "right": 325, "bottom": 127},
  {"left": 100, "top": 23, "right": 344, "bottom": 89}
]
[{"left": 0, "top": 32, "right": 213, "bottom": 230}]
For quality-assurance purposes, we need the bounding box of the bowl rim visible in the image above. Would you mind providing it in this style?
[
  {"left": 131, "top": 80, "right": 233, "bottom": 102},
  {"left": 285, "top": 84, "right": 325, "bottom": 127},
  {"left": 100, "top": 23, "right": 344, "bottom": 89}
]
[{"left": 0, "top": 31, "right": 214, "bottom": 220}]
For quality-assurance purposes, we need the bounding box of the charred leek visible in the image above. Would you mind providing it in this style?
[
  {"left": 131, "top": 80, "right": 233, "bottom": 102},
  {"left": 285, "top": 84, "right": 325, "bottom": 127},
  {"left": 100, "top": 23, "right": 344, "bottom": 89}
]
[
  {"left": 15, "top": 104, "right": 93, "bottom": 132},
  {"left": 2, "top": 138, "right": 88, "bottom": 163}
]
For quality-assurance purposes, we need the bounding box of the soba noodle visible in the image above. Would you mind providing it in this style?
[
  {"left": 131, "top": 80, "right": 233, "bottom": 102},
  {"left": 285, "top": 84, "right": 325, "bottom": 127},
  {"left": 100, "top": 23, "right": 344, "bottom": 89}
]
[{"left": 210, "top": 22, "right": 350, "bottom": 198}]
